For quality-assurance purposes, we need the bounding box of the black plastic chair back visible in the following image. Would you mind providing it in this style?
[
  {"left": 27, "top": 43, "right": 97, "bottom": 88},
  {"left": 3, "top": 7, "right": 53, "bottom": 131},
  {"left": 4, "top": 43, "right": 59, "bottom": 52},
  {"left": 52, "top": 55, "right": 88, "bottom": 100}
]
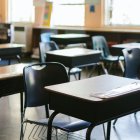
[
  {"left": 39, "top": 41, "right": 59, "bottom": 63},
  {"left": 23, "top": 62, "right": 69, "bottom": 108},
  {"left": 92, "top": 36, "right": 110, "bottom": 58},
  {"left": 123, "top": 48, "right": 140, "bottom": 79}
]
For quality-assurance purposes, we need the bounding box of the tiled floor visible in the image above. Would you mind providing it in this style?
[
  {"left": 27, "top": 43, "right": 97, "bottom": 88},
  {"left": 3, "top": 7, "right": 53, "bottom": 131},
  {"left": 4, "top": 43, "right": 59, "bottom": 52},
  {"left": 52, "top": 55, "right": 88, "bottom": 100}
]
[{"left": 0, "top": 63, "right": 140, "bottom": 140}]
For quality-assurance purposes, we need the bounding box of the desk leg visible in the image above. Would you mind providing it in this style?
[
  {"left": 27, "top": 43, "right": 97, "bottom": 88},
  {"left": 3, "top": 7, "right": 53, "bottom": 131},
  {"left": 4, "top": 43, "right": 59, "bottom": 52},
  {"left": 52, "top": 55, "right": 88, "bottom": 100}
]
[
  {"left": 68, "top": 69, "right": 71, "bottom": 81},
  {"left": 20, "top": 92, "right": 23, "bottom": 123},
  {"left": 86, "top": 124, "right": 95, "bottom": 140},
  {"left": 47, "top": 111, "right": 58, "bottom": 140},
  {"left": 106, "top": 121, "right": 111, "bottom": 140}
]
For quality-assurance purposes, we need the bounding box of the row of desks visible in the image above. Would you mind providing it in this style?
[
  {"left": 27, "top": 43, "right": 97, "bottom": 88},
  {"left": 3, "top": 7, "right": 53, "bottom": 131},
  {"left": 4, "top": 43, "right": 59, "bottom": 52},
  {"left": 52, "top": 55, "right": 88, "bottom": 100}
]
[{"left": 1, "top": 63, "right": 140, "bottom": 140}]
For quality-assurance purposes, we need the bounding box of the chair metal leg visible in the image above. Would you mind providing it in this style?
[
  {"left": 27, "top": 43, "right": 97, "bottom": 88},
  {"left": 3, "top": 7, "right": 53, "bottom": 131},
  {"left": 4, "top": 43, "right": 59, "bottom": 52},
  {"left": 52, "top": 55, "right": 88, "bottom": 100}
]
[
  {"left": 106, "top": 121, "right": 111, "bottom": 140},
  {"left": 71, "top": 70, "right": 81, "bottom": 80},
  {"left": 86, "top": 123, "right": 95, "bottom": 140},
  {"left": 108, "top": 62, "right": 113, "bottom": 73},
  {"left": 78, "top": 71, "right": 81, "bottom": 80},
  {"left": 45, "top": 104, "right": 50, "bottom": 118},
  {"left": 47, "top": 111, "right": 59, "bottom": 140},
  {"left": 97, "top": 64, "right": 101, "bottom": 75},
  {"left": 20, "top": 92, "right": 24, "bottom": 124},
  {"left": 103, "top": 124, "right": 106, "bottom": 140},
  {"left": 16, "top": 55, "right": 21, "bottom": 63},
  {"left": 20, "top": 124, "right": 24, "bottom": 140},
  {"left": 134, "top": 112, "right": 137, "bottom": 116},
  {"left": 8, "top": 59, "right": 11, "bottom": 65},
  {"left": 100, "top": 62, "right": 108, "bottom": 74},
  {"left": 68, "top": 69, "right": 71, "bottom": 81},
  {"left": 88, "top": 65, "right": 96, "bottom": 78},
  {"left": 74, "top": 74, "right": 78, "bottom": 80},
  {"left": 119, "top": 60, "right": 124, "bottom": 73},
  {"left": 20, "top": 121, "right": 28, "bottom": 140},
  {"left": 113, "top": 119, "right": 118, "bottom": 126}
]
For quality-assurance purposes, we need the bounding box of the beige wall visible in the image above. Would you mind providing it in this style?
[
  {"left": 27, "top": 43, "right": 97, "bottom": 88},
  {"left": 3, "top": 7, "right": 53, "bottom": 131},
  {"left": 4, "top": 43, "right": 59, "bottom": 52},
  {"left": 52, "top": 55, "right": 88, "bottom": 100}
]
[
  {"left": 85, "top": 0, "right": 104, "bottom": 28},
  {"left": 34, "top": 6, "right": 44, "bottom": 26},
  {"left": 0, "top": 0, "right": 8, "bottom": 22}
]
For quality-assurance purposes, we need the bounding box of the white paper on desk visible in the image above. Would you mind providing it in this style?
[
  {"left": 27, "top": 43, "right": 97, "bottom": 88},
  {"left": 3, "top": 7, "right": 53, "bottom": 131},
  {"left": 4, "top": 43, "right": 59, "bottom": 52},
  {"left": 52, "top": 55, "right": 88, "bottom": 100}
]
[{"left": 90, "top": 82, "right": 140, "bottom": 99}]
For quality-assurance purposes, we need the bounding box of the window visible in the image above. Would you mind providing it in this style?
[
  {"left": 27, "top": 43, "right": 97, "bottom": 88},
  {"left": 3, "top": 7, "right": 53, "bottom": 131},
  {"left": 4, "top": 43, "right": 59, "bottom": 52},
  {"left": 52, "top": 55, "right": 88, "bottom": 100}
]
[
  {"left": 8, "top": 0, "right": 34, "bottom": 22},
  {"left": 105, "top": 0, "right": 140, "bottom": 26},
  {"left": 51, "top": 0, "right": 85, "bottom": 26},
  {"left": 8, "top": 0, "right": 84, "bottom": 26}
]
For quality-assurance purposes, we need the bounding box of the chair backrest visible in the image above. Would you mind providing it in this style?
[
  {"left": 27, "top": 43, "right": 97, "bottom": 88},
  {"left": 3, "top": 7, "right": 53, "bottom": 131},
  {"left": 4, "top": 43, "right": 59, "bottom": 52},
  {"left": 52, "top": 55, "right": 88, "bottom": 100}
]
[
  {"left": 40, "top": 33, "right": 52, "bottom": 42},
  {"left": 39, "top": 41, "right": 59, "bottom": 63},
  {"left": 23, "top": 62, "right": 69, "bottom": 108},
  {"left": 92, "top": 36, "right": 110, "bottom": 58},
  {"left": 123, "top": 48, "right": 140, "bottom": 79}
]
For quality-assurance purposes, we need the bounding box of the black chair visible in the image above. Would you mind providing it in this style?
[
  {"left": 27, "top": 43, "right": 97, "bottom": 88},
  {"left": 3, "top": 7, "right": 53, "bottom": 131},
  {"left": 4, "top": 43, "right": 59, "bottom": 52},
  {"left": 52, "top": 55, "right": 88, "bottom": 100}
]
[
  {"left": 39, "top": 41, "right": 82, "bottom": 80},
  {"left": 92, "top": 36, "right": 124, "bottom": 74},
  {"left": 113, "top": 48, "right": 140, "bottom": 125},
  {"left": 122, "top": 48, "right": 140, "bottom": 79},
  {"left": 20, "top": 62, "right": 91, "bottom": 140}
]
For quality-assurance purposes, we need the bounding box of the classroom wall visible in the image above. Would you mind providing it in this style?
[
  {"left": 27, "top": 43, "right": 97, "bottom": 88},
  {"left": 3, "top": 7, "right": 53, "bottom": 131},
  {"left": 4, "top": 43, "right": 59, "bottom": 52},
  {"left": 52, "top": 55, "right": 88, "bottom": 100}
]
[
  {"left": 85, "top": 0, "right": 104, "bottom": 27},
  {"left": 0, "top": 0, "right": 8, "bottom": 22}
]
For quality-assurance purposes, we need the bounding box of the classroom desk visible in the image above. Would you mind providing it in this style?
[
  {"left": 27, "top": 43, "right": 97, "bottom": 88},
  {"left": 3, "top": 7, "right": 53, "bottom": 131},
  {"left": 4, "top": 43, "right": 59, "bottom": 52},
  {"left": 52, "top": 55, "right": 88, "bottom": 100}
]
[
  {"left": 46, "top": 48, "right": 102, "bottom": 78},
  {"left": 50, "top": 33, "right": 90, "bottom": 48},
  {"left": 111, "top": 42, "right": 140, "bottom": 56},
  {"left": 0, "top": 43, "right": 25, "bottom": 64},
  {"left": 0, "top": 63, "right": 29, "bottom": 121},
  {"left": 45, "top": 75, "right": 140, "bottom": 140},
  {"left": 46, "top": 48, "right": 101, "bottom": 75}
]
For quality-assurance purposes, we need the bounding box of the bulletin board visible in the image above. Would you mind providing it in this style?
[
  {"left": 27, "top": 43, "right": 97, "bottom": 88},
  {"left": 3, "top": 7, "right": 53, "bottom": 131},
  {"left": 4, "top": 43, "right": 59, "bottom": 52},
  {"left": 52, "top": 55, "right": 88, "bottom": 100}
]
[{"left": 43, "top": 2, "right": 52, "bottom": 26}]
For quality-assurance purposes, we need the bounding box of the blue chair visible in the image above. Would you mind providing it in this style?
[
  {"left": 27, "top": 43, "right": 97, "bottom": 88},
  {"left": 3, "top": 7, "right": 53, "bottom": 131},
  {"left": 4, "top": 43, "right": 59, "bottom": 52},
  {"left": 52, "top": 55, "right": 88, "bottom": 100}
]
[
  {"left": 40, "top": 33, "right": 52, "bottom": 42},
  {"left": 122, "top": 48, "right": 140, "bottom": 79},
  {"left": 92, "top": 36, "right": 124, "bottom": 74}
]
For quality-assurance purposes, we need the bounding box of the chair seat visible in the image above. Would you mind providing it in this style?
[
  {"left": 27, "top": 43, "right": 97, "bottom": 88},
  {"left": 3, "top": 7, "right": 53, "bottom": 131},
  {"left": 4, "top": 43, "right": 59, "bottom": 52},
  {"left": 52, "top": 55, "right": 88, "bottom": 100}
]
[
  {"left": 119, "top": 56, "right": 124, "bottom": 61},
  {"left": 103, "top": 55, "right": 124, "bottom": 62},
  {"left": 69, "top": 67, "right": 82, "bottom": 74},
  {"left": 24, "top": 118, "right": 90, "bottom": 132}
]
